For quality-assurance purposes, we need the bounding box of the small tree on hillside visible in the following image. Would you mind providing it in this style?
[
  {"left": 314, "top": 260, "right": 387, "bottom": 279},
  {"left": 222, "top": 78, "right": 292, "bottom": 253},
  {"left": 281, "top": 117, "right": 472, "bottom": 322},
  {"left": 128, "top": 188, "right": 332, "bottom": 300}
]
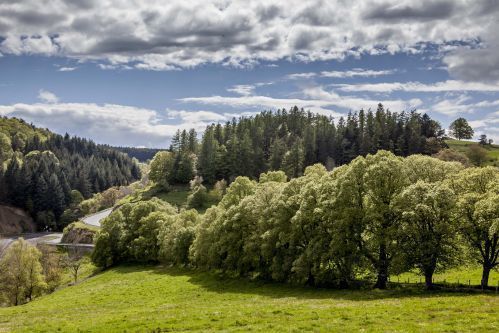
[
  {"left": 466, "top": 144, "right": 488, "bottom": 166},
  {"left": 449, "top": 118, "right": 474, "bottom": 140},
  {"left": 479, "top": 134, "right": 488, "bottom": 146},
  {"left": 63, "top": 248, "right": 88, "bottom": 284},
  {"left": 0, "top": 239, "right": 46, "bottom": 305},
  {"left": 186, "top": 176, "right": 208, "bottom": 209}
]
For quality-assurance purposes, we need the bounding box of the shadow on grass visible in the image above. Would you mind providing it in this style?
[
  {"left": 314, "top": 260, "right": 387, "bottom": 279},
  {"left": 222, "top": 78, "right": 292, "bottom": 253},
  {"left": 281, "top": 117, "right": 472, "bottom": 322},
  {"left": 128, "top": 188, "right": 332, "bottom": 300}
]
[{"left": 108, "top": 264, "right": 497, "bottom": 302}]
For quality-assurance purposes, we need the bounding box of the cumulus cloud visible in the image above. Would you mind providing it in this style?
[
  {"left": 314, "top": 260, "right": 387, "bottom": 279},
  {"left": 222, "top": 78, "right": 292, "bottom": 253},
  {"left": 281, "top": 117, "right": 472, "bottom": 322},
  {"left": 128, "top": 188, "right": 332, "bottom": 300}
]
[
  {"left": 441, "top": 2, "right": 499, "bottom": 83},
  {"left": 38, "top": 89, "right": 59, "bottom": 103},
  {"left": 0, "top": 0, "right": 496, "bottom": 74},
  {"left": 0, "top": 102, "right": 239, "bottom": 147},
  {"left": 469, "top": 111, "right": 499, "bottom": 142},
  {"left": 364, "top": 1, "right": 457, "bottom": 22}
]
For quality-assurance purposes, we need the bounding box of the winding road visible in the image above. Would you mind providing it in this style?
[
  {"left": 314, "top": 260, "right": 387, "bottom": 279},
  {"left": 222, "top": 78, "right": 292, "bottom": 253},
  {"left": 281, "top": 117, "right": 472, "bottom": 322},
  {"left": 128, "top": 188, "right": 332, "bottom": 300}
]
[
  {"left": 1, "top": 208, "right": 113, "bottom": 256},
  {"left": 81, "top": 208, "right": 113, "bottom": 227},
  {"left": 0, "top": 232, "right": 63, "bottom": 255}
]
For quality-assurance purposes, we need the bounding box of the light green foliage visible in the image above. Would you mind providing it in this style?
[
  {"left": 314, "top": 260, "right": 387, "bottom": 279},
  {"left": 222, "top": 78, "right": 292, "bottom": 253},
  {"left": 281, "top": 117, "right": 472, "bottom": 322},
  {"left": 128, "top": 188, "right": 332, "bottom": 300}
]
[
  {"left": 448, "top": 167, "right": 499, "bottom": 288},
  {"left": 158, "top": 209, "right": 199, "bottom": 265},
  {"left": 149, "top": 151, "right": 174, "bottom": 189},
  {"left": 395, "top": 181, "right": 458, "bottom": 287},
  {"left": 92, "top": 198, "right": 177, "bottom": 267},
  {"left": 0, "top": 239, "right": 46, "bottom": 306},
  {"left": 218, "top": 176, "right": 256, "bottom": 209},
  {"left": 404, "top": 154, "right": 464, "bottom": 183},
  {"left": 186, "top": 176, "right": 208, "bottom": 209},
  {"left": 208, "top": 179, "right": 227, "bottom": 201},
  {"left": 0, "top": 132, "right": 13, "bottom": 170},
  {"left": 361, "top": 151, "right": 407, "bottom": 288},
  {"left": 258, "top": 170, "right": 287, "bottom": 183},
  {"left": 99, "top": 151, "right": 497, "bottom": 291}
]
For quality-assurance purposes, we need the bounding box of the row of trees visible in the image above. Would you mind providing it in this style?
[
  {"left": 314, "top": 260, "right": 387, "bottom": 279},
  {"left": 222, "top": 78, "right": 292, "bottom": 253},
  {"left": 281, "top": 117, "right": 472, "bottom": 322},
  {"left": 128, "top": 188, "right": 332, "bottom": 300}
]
[
  {"left": 0, "top": 117, "right": 141, "bottom": 230},
  {"left": 93, "top": 151, "right": 498, "bottom": 290}
]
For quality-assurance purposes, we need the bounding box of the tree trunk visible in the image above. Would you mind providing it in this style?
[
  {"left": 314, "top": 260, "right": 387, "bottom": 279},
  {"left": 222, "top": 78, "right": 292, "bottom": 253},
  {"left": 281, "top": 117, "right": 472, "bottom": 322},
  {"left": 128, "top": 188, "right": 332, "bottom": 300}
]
[
  {"left": 481, "top": 264, "right": 491, "bottom": 289},
  {"left": 374, "top": 244, "right": 388, "bottom": 289},
  {"left": 424, "top": 271, "right": 434, "bottom": 290}
]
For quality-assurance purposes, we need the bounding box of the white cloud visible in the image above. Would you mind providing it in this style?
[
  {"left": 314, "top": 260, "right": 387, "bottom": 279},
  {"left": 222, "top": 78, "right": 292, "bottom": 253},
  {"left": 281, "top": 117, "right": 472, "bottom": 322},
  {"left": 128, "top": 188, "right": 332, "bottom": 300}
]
[
  {"left": 287, "top": 72, "right": 317, "bottom": 80},
  {"left": 181, "top": 85, "right": 422, "bottom": 116},
  {"left": 320, "top": 68, "right": 396, "bottom": 78},
  {"left": 0, "top": 1, "right": 496, "bottom": 72},
  {"left": 469, "top": 111, "right": 499, "bottom": 142},
  {"left": 58, "top": 67, "right": 77, "bottom": 72},
  {"left": 332, "top": 80, "right": 499, "bottom": 93},
  {"left": 38, "top": 89, "right": 59, "bottom": 103},
  {"left": 0, "top": 102, "right": 239, "bottom": 147},
  {"left": 287, "top": 68, "right": 396, "bottom": 80},
  {"left": 227, "top": 85, "right": 255, "bottom": 96}
]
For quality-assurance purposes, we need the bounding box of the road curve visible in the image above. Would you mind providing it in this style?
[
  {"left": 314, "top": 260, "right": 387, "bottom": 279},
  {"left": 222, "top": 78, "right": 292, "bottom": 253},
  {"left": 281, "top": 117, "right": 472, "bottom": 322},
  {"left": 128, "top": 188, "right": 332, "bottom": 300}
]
[{"left": 81, "top": 208, "right": 113, "bottom": 227}]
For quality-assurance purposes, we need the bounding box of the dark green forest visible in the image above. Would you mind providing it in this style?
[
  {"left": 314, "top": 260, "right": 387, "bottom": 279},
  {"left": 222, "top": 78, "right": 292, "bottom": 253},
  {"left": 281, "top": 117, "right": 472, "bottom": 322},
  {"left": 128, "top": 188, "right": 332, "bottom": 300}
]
[
  {"left": 0, "top": 117, "right": 141, "bottom": 230},
  {"left": 159, "top": 104, "right": 445, "bottom": 186}
]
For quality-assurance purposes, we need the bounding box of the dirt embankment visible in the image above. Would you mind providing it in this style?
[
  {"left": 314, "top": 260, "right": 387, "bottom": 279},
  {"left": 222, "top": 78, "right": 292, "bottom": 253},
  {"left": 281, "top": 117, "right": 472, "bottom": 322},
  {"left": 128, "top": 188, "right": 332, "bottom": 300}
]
[
  {"left": 0, "top": 205, "right": 35, "bottom": 234},
  {"left": 61, "top": 223, "right": 96, "bottom": 244}
]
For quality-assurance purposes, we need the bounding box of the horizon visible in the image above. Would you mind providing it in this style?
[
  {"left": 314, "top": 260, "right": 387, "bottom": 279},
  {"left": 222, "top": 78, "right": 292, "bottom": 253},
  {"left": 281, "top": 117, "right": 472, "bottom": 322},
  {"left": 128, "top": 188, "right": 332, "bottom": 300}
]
[{"left": 1, "top": 0, "right": 499, "bottom": 147}]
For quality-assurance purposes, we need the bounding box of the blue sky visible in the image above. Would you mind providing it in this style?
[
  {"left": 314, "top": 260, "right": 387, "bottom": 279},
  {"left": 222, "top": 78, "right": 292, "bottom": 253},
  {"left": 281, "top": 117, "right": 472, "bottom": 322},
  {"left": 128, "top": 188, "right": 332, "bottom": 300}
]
[{"left": 1, "top": 1, "right": 499, "bottom": 147}]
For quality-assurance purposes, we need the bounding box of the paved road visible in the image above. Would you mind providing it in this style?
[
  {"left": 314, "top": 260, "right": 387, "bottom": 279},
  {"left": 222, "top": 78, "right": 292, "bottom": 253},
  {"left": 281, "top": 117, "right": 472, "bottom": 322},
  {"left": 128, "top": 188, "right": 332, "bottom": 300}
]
[
  {"left": 0, "top": 232, "right": 63, "bottom": 255},
  {"left": 0, "top": 208, "right": 112, "bottom": 256},
  {"left": 81, "top": 208, "right": 113, "bottom": 227}
]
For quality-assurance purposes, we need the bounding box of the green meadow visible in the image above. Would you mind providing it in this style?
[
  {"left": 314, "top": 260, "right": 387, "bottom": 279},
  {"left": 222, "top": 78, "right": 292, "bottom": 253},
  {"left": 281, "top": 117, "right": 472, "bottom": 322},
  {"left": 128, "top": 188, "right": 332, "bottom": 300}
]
[{"left": 0, "top": 265, "right": 497, "bottom": 332}]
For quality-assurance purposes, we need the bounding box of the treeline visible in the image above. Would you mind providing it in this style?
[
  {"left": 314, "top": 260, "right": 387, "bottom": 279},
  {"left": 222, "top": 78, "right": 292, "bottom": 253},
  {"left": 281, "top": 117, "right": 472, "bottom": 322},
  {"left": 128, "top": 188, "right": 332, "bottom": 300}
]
[
  {"left": 92, "top": 151, "right": 499, "bottom": 290},
  {"left": 155, "top": 105, "right": 445, "bottom": 186},
  {"left": 0, "top": 117, "right": 141, "bottom": 230},
  {"left": 113, "top": 146, "right": 162, "bottom": 162}
]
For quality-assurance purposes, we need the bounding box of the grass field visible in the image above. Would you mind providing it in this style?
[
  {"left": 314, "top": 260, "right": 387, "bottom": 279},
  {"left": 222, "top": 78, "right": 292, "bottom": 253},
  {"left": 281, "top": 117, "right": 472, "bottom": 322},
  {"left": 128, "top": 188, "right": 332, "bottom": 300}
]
[
  {"left": 445, "top": 139, "right": 499, "bottom": 166},
  {"left": 393, "top": 266, "right": 499, "bottom": 287},
  {"left": 0, "top": 265, "right": 497, "bottom": 332}
]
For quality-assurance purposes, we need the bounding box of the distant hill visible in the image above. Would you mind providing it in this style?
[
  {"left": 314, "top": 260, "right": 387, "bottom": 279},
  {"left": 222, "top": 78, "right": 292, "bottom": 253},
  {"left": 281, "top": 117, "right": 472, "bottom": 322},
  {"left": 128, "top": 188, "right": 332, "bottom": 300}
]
[
  {"left": 0, "top": 116, "right": 141, "bottom": 231},
  {"left": 113, "top": 146, "right": 163, "bottom": 162}
]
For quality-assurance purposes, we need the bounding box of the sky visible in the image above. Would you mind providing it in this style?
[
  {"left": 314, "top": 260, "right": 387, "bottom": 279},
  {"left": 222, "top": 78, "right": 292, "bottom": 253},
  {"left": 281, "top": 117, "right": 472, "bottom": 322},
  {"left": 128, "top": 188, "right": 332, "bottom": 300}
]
[{"left": 0, "top": 0, "right": 499, "bottom": 148}]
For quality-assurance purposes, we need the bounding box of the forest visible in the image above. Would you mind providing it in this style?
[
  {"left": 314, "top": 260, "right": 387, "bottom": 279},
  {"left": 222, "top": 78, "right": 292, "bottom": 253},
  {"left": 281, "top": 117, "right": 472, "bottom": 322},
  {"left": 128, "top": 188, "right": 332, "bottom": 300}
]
[
  {"left": 0, "top": 117, "right": 141, "bottom": 230},
  {"left": 157, "top": 104, "right": 445, "bottom": 187}
]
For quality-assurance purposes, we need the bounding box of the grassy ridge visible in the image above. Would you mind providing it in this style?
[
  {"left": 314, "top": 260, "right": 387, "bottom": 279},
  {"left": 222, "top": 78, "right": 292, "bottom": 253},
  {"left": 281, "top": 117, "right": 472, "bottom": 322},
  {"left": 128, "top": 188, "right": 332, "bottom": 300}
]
[
  {"left": 0, "top": 265, "right": 497, "bottom": 332},
  {"left": 445, "top": 139, "right": 499, "bottom": 166}
]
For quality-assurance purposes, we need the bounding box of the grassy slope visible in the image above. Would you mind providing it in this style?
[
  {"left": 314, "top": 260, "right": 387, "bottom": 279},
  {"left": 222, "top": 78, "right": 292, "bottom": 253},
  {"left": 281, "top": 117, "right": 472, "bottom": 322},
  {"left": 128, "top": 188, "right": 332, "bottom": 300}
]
[
  {"left": 0, "top": 265, "right": 498, "bottom": 332},
  {"left": 120, "top": 184, "right": 218, "bottom": 213},
  {"left": 445, "top": 139, "right": 499, "bottom": 166}
]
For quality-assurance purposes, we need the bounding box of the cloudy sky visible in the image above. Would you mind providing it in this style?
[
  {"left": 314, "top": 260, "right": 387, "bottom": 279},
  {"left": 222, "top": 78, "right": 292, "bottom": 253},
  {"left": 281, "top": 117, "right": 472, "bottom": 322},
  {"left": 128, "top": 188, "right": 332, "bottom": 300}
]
[{"left": 1, "top": 0, "right": 499, "bottom": 147}]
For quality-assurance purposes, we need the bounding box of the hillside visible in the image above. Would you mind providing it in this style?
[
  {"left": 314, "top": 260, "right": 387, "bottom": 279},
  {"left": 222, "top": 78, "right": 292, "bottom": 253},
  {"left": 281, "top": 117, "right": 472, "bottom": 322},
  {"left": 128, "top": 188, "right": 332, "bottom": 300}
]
[
  {"left": 0, "top": 265, "right": 497, "bottom": 332},
  {"left": 0, "top": 116, "right": 141, "bottom": 231},
  {"left": 446, "top": 139, "right": 499, "bottom": 166},
  {"left": 0, "top": 205, "right": 35, "bottom": 235}
]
